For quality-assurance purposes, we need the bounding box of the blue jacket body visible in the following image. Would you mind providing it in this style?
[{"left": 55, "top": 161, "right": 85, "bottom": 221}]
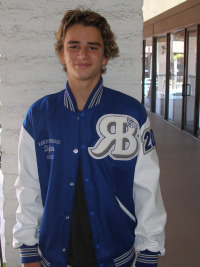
[{"left": 13, "top": 78, "right": 166, "bottom": 267}]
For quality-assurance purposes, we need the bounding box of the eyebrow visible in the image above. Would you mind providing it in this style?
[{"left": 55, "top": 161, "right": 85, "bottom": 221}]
[
  {"left": 88, "top": 42, "right": 102, "bottom": 47},
  {"left": 67, "top": 41, "right": 102, "bottom": 47}
]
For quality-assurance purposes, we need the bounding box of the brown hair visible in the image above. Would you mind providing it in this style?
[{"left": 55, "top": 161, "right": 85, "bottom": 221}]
[{"left": 54, "top": 8, "right": 119, "bottom": 73}]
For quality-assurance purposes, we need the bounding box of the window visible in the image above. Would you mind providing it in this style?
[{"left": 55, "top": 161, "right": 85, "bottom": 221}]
[
  {"left": 155, "top": 35, "right": 167, "bottom": 117},
  {"left": 144, "top": 38, "right": 152, "bottom": 110},
  {"left": 168, "top": 30, "right": 185, "bottom": 127}
]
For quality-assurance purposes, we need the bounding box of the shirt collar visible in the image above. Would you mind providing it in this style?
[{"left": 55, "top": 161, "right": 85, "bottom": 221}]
[{"left": 64, "top": 76, "right": 103, "bottom": 112}]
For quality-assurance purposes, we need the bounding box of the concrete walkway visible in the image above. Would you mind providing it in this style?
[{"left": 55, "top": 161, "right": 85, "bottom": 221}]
[{"left": 148, "top": 112, "right": 200, "bottom": 266}]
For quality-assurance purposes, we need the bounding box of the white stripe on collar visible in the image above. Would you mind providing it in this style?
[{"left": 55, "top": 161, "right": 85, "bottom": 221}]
[
  {"left": 64, "top": 81, "right": 103, "bottom": 112},
  {"left": 64, "top": 89, "right": 75, "bottom": 112},
  {"left": 88, "top": 81, "right": 103, "bottom": 109}
]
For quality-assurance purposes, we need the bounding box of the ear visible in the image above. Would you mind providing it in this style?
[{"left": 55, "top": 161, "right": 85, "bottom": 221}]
[
  {"left": 59, "top": 53, "right": 65, "bottom": 65},
  {"left": 102, "top": 57, "right": 108, "bottom": 66}
]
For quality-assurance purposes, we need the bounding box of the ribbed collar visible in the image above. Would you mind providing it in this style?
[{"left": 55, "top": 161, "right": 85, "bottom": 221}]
[{"left": 64, "top": 77, "right": 103, "bottom": 112}]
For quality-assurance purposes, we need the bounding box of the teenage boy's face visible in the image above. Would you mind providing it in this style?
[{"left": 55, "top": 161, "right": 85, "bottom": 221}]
[{"left": 60, "top": 24, "right": 108, "bottom": 84}]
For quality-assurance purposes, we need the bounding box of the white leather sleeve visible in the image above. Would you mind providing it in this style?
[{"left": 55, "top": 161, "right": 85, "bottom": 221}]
[
  {"left": 13, "top": 126, "right": 43, "bottom": 248},
  {"left": 133, "top": 117, "right": 167, "bottom": 255}
]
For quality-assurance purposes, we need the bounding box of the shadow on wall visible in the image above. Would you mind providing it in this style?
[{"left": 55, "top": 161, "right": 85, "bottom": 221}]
[{"left": 0, "top": 101, "right": 6, "bottom": 265}]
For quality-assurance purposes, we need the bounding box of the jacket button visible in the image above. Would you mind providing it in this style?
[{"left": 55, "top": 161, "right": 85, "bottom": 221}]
[
  {"left": 70, "top": 182, "right": 74, "bottom": 186},
  {"left": 73, "top": 148, "right": 78, "bottom": 154},
  {"left": 66, "top": 215, "right": 70, "bottom": 220},
  {"left": 90, "top": 211, "right": 95, "bottom": 216},
  {"left": 62, "top": 248, "right": 66, "bottom": 252}
]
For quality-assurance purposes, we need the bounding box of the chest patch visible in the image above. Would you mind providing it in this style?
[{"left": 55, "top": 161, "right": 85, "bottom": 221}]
[
  {"left": 88, "top": 114, "right": 139, "bottom": 161},
  {"left": 38, "top": 138, "right": 61, "bottom": 160}
]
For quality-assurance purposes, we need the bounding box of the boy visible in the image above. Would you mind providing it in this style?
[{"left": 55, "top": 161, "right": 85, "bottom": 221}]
[{"left": 13, "top": 8, "right": 166, "bottom": 267}]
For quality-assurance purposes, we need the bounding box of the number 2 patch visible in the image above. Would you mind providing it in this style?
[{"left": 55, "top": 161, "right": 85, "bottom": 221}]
[{"left": 142, "top": 128, "right": 156, "bottom": 154}]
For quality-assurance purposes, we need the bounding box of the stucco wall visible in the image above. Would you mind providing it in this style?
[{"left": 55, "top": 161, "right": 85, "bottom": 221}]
[
  {"left": 143, "top": 0, "right": 187, "bottom": 21},
  {"left": 0, "top": 0, "right": 143, "bottom": 265}
]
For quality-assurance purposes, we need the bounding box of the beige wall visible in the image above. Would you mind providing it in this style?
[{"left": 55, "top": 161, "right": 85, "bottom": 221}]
[
  {"left": 143, "top": 0, "right": 200, "bottom": 38},
  {"left": 143, "top": 0, "right": 187, "bottom": 21}
]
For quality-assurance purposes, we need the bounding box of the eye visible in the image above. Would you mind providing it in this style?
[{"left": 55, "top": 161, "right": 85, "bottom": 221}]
[
  {"left": 69, "top": 45, "right": 79, "bottom": 49},
  {"left": 89, "top": 46, "right": 98, "bottom": 50}
]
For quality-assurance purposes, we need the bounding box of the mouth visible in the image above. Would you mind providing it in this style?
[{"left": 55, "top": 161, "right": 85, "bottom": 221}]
[{"left": 75, "top": 63, "right": 92, "bottom": 68}]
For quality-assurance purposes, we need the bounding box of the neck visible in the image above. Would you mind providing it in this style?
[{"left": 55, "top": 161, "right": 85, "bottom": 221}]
[{"left": 68, "top": 76, "right": 100, "bottom": 111}]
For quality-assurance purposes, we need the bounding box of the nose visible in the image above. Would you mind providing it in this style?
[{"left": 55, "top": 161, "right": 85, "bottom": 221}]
[{"left": 77, "top": 47, "right": 88, "bottom": 60}]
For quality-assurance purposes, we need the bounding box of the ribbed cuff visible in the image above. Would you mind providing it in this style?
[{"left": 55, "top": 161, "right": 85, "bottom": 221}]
[
  {"left": 20, "top": 244, "right": 41, "bottom": 264},
  {"left": 135, "top": 250, "right": 159, "bottom": 266}
]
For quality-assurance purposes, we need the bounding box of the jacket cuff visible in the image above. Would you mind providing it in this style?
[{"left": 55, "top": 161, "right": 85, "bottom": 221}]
[
  {"left": 20, "top": 244, "right": 41, "bottom": 264},
  {"left": 135, "top": 250, "right": 159, "bottom": 266}
]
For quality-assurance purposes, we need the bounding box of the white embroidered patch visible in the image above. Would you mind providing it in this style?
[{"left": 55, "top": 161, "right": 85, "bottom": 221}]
[
  {"left": 88, "top": 114, "right": 139, "bottom": 161},
  {"left": 38, "top": 139, "right": 61, "bottom": 160}
]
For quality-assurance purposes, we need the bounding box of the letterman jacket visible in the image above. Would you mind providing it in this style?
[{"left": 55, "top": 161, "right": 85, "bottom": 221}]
[{"left": 13, "top": 77, "right": 166, "bottom": 267}]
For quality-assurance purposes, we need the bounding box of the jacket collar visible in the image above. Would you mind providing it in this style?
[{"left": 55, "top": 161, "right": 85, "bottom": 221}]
[{"left": 64, "top": 77, "right": 103, "bottom": 112}]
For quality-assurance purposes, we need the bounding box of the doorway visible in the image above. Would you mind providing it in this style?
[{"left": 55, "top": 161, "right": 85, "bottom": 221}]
[
  {"left": 168, "top": 30, "right": 185, "bottom": 128},
  {"left": 183, "top": 28, "right": 197, "bottom": 134}
]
